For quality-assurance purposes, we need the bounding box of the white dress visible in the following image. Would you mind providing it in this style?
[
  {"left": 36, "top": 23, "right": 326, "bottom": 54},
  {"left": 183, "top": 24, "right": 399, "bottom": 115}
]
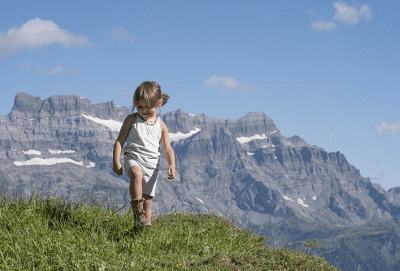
[{"left": 123, "top": 114, "right": 162, "bottom": 197}]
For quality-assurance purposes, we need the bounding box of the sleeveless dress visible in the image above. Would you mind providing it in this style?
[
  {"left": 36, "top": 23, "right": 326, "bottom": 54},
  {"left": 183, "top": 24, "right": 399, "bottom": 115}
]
[{"left": 123, "top": 114, "right": 162, "bottom": 197}]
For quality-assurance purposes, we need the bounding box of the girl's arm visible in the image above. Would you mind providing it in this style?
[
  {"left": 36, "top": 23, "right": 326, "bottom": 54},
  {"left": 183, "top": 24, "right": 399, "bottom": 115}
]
[
  {"left": 113, "top": 114, "right": 134, "bottom": 175},
  {"left": 161, "top": 121, "right": 176, "bottom": 179}
]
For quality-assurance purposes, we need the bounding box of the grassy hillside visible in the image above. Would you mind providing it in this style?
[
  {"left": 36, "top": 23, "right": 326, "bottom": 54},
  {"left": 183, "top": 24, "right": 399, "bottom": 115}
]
[{"left": 0, "top": 194, "right": 340, "bottom": 270}]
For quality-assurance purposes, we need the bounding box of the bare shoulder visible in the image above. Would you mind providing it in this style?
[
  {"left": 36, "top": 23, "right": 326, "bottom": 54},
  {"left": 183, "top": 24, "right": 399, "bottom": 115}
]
[
  {"left": 116, "top": 114, "right": 136, "bottom": 142},
  {"left": 124, "top": 113, "right": 137, "bottom": 125},
  {"left": 160, "top": 120, "right": 169, "bottom": 131}
]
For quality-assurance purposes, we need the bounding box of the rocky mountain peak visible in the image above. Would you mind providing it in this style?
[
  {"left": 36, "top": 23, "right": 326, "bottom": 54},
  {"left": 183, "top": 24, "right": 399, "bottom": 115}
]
[
  {"left": 10, "top": 92, "right": 128, "bottom": 120},
  {"left": 241, "top": 111, "right": 267, "bottom": 118},
  {"left": 288, "top": 135, "right": 306, "bottom": 144},
  {"left": 11, "top": 92, "right": 44, "bottom": 116}
]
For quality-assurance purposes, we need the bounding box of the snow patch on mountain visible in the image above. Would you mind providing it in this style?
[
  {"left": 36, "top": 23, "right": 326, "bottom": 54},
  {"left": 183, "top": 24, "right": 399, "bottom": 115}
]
[
  {"left": 82, "top": 114, "right": 122, "bottom": 132},
  {"left": 14, "top": 158, "right": 95, "bottom": 168},
  {"left": 169, "top": 127, "right": 201, "bottom": 142},
  {"left": 283, "top": 195, "right": 294, "bottom": 202},
  {"left": 22, "top": 150, "right": 41, "bottom": 155},
  {"left": 48, "top": 150, "right": 75, "bottom": 154},
  {"left": 297, "top": 198, "right": 309, "bottom": 208},
  {"left": 236, "top": 134, "right": 267, "bottom": 144},
  {"left": 283, "top": 195, "right": 309, "bottom": 208}
]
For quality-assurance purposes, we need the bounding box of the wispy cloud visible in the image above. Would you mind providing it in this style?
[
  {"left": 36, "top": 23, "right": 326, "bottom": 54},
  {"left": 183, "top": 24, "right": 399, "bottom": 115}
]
[
  {"left": 111, "top": 26, "right": 136, "bottom": 43},
  {"left": 311, "top": 2, "right": 373, "bottom": 32},
  {"left": 310, "top": 21, "right": 338, "bottom": 32},
  {"left": 204, "top": 75, "right": 257, "bottom": 93},
  {"left": 371, "top": 171, "right": 385, "bottom": 181},
  {"left": 17, "top": 61, "right": 32, "bottom": 71},
  {"left": 376, "top": 120, "right": 400, "bottom": 136},
  {"left": 205, "top": 75, "right": 238, "bottom": 89},
  {"left": 0, "top": 18, "right": 90, "bottom": 57},
  {"left": 38, "top": 65, "right": 78, "bottom": 75}
]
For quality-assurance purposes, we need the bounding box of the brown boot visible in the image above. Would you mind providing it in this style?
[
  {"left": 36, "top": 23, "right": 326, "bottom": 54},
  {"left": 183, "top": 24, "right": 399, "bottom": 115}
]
[{"left": 130, "top": 198, "right": 151, "bottom": 227}]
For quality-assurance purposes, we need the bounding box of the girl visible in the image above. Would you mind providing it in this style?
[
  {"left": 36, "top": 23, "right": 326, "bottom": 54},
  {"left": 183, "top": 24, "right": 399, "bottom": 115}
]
[{"left": 113, "top": 81, "right": 176, "bottom": 227}]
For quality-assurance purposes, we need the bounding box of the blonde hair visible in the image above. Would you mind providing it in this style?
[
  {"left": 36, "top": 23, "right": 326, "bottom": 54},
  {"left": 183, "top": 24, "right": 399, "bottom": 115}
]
[{"left": 132, "top": 81, "right": 169, "bottom": 112}]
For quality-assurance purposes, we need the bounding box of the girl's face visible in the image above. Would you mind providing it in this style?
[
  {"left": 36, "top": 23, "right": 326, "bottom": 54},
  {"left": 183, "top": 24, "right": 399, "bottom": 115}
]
[{"left": 136, "top": 99, "right": 160, "bottom": 121}]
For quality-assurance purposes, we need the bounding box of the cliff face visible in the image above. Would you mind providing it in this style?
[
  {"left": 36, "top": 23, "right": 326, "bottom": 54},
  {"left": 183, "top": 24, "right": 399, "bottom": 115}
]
[
  {"left": 1, "top": 92, "right": 399, "bottom": 271},
  {"left": 0, "top": 93, "right": 129, "bottom": 161}
]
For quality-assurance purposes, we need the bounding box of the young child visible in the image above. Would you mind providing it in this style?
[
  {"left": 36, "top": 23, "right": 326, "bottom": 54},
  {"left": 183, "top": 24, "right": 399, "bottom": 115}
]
[{"left": 113, "top": 81, "right": 176, "bottom": 227}]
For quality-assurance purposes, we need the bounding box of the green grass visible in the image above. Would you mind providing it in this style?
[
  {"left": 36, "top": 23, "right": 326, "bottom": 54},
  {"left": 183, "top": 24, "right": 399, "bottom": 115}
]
[{"left": 0, "top": 194, "right": 340, "bottom": 271}]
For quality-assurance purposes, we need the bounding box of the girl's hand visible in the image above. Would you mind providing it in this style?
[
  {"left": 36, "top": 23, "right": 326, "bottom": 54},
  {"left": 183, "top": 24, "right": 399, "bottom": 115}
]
[
  {"left": 167, "top": 166, "right": 176, "bottom": 179},
  {"left": 113, "top": 162, "right": 123, "bottom": 176}
]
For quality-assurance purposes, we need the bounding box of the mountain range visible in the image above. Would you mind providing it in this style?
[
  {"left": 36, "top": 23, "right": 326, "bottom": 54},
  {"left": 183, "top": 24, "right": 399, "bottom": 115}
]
[{"left": 1, "top": 92, "right": 399, "bottom": 271}]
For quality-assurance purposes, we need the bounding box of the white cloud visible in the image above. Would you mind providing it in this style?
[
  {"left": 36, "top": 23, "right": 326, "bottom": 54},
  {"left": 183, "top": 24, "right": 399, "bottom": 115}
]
[
  {"left": 240, "top": 83, "right": 259, "bottom": 92},
  {"left": 111, "top": 26, "right": 136, "bottom": 43},
  {"left": 38, "top": 65, "right": 78, "bottom": 75},
  {"left": 333, "top": 2, "right": 373, "bottom": 24},
  {"left": 0, "top": 18, "right": 90, "bottom": 57},
  {"left": 311, "top": 2, "right": 373, "bottom": 32},
  {"left": 359, "top": 5, "right": 374, "bottom": 20},
  {"left": 371, "top": 171, "right": 385, "bottom": 181},
  {"left": 38, "top": 65, "right": 64, "bottom": 74},
  {"left": 310, "top": 20, "right": 338, "bottom": 32},
  {"left": 204, "top": 75, "right": 257, "bottom": 93},
  {"left": 376, "top": 120, "right": 400, "bottom": 136},
  {"left": 17, "top": 61, "right": 32, "bottom": 71},
  {"left": 69, "top": 68, "right": 78, "bottom": 74},
  {"left": 205, "top": 75, "right": 238, "bottom": 89}
]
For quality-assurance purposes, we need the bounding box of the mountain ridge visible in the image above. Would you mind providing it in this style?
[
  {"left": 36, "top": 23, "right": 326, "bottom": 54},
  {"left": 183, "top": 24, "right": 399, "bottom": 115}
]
[{"left": 1, "top": 92, "right": 399, "bottom": 271}]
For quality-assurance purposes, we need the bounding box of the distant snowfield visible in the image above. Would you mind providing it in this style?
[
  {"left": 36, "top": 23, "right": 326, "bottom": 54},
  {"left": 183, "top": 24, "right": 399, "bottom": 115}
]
[
  {"left": 283, "top": 195, "right": 309, "bottom": 208},
  {"left": 81, "top": 114, "right": 202, "bottom": 141},
  {"left": 22, "top": 150, "right": 41, "bottom": 155},
  {"left": 236, "top": 134, "right": 267, "bottom": 144},
  {"left": 82, "top": 114, "right": 122, "bottom": 132},
  {"left": 14, "top": 157, "right": 95, "bottom": 168},
  {"left": 283, "top": 195, "right": 294, "bottom": 202},
  {"left": 48, "top": 150, "right": 75, "bottom": 154},
  {"left": 16, "top": 149, "right": 92, "bottom": 168},
  {"left": 169, "top": 127, "right": 201, "bottom": 142},
  {"left": 297, "top": 198, "right": 309, "bottom": 208}
]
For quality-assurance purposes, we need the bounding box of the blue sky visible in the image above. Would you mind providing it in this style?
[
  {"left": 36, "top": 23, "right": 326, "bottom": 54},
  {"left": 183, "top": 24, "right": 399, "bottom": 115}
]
[{"left": 1, "top": 1, "right": 399, "bottom": 190}]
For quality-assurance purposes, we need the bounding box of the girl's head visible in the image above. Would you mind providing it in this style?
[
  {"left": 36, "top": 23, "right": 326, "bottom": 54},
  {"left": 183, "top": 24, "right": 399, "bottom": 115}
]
[{"left": 133, "top": 81, "right": 169, "bottom": 118}]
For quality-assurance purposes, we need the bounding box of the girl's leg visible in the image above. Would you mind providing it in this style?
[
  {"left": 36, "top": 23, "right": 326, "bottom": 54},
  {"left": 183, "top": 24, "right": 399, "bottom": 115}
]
[
  {"left": 128, "top": 165, "right": 143, "bottom": 200},
  {"left": 128, "top": 166, "right": 150, "bottom": 226},
  {"left": 143, "top": 194, "right": 153, "bottom": 221}
]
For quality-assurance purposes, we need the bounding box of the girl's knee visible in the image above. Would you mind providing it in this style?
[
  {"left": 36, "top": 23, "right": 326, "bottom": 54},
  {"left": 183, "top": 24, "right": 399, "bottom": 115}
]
[{"left": 129, "top": 165, "right": 143, "bottom": 180}]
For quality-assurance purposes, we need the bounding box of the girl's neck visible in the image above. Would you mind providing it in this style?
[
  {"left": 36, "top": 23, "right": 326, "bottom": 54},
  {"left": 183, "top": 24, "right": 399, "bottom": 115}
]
[{"left": 140, "top": 114, "right": 157, "bottom": 123}]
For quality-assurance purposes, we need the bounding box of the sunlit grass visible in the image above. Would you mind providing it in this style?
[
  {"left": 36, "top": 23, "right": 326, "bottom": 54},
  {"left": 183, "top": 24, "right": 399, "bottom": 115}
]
[{"left": 0, "top": 193, "right": 340, "bottom": 270}]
